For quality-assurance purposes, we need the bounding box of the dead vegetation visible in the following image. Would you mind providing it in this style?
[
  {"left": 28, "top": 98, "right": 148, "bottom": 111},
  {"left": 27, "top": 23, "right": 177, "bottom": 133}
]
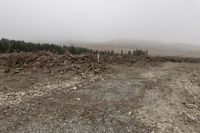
[
  {"left": 1, "top": 52, "right": 200, "bottom": 77},
  {"left": 1, "top": 52, "right": 110, "bottom": 75},
  {"left": 2, "top": 52, "right": 200, "bottom": 69}
]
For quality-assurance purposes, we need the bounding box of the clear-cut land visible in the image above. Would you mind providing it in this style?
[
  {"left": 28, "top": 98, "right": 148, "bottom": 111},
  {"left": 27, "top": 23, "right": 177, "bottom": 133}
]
[{"left": 0, "top": 52, "right": 200, "bottom": 133}]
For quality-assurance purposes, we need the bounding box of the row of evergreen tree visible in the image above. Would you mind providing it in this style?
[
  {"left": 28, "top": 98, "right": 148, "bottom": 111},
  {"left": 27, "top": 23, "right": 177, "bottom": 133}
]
[
  {"left": 0, "top": 38, "right": 93, "bottom": 54},
  {"left": 0, "top": 38, "right": 148, "bottom": 56}
]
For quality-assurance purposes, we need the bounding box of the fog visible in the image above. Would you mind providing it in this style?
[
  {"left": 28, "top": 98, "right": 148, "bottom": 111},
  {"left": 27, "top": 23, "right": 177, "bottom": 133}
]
[{"left": 0, "top": 0, "right": 200, "bottom": 44}]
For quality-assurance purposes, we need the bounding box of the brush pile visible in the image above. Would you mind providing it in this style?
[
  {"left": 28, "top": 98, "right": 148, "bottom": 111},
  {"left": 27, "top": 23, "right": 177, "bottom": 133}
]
[
  {"left": 1, "top": 52, "right": 200, "bottom": 75},
  {"left": 1, "top": 52, "right": 108, "bottom": 74}
]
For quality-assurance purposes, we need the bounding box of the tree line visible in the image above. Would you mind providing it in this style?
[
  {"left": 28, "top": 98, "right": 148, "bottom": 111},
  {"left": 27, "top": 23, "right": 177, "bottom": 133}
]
[
  {"left": 0, "top": 38, "right": 148, "bottom": 56},
  {"left": 0, "top": 38, "right": 93, "bottom": 54}
]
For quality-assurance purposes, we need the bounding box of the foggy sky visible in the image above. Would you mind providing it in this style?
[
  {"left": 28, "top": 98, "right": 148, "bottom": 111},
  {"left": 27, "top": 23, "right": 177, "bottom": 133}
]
[{"left": 0, "top": 0, "right": 200, "bottom": 44}]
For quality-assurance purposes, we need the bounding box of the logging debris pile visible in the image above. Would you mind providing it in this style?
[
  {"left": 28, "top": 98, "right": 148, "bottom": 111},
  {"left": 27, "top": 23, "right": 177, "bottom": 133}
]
[
  {"left": 1, "top": 52, "right": 108, "bottom": 74},
  {"left": 1, "top": 52, "right": 200, "bottom": 74}
]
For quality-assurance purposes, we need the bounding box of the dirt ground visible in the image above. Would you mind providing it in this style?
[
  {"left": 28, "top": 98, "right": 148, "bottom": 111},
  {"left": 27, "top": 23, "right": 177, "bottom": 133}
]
[{"left": 0, "top": 54, "right": 200, "bottom": 132}]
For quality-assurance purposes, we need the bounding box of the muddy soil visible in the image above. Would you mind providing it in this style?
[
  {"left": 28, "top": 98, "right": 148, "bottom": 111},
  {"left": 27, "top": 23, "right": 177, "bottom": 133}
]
[{"left": 0, "top": 62, "right": 200, "bottom": 133}]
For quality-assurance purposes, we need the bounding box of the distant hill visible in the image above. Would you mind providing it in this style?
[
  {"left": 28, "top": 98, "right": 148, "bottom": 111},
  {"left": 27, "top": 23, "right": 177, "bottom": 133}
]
[{"left": 75, "top": 39, "right": 200, "bottom": 57}]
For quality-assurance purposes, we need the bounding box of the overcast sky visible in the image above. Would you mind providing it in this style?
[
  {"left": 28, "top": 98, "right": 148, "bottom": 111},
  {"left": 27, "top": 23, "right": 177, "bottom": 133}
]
[{"left": 0, "top": 0, "right": 200, "bottom": 44}]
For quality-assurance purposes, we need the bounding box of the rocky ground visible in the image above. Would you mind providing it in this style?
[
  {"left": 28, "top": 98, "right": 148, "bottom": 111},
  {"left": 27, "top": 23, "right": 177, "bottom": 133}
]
[{"left": 0, "top": 53, "right": 200, "bottom": 133}]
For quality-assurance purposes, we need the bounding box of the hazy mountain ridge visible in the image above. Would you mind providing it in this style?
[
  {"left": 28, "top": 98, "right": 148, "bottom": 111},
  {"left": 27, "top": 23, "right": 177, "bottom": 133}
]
[{"left": 74, "top": 39, "right": 200, "bottom": 57}]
